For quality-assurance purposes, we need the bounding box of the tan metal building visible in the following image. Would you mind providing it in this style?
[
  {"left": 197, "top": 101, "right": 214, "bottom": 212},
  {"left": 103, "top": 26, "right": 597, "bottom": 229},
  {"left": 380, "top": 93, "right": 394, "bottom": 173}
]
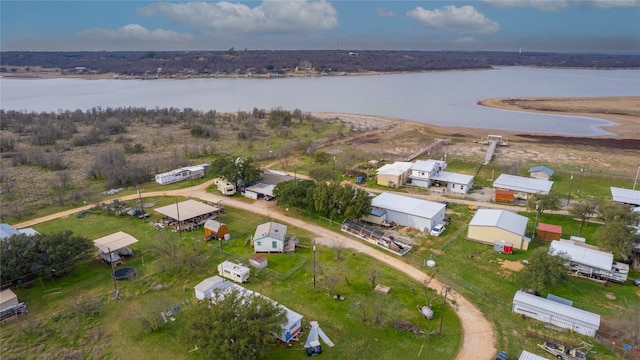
[{"left": 467, "top": 209, "right": 531, "bottom": 250}]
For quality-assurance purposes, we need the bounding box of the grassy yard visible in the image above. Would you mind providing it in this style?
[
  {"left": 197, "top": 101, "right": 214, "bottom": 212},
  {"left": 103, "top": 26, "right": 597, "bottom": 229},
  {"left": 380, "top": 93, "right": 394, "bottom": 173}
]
[{"left": 0, "top": 203, "right": 461, "bottom": 360}]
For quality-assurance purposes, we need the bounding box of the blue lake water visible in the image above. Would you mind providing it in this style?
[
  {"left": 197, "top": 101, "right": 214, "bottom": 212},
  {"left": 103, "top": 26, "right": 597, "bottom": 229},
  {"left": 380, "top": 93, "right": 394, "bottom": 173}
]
[{"left": 1, "top": 67, "right": 639, "bottom": 136}]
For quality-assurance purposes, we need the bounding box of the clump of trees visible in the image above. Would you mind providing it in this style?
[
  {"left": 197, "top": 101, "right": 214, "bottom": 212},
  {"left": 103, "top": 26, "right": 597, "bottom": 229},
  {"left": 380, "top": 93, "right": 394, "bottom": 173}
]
[
  {"left": 0, "top": 231, "right": 93, "bottom": 284},
  {"left": 519, "top": 247, "right": 570, "bottom": 292},
  {"left": 210, "top": 156, "right": 262, "bottom": 191},
  {"left": 595, "top": 199, "right": 639, "bottom": 262},
  {"left": 186, "top": 288, "right": 287, "bottom": 360},
  {"left": 274, "top": 180, "right": 371, "bottom": 221}
]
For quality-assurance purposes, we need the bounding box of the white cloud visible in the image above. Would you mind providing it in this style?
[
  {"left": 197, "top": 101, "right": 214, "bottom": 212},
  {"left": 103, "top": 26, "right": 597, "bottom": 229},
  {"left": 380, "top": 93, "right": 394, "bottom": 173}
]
[
  {"left": 80, "top": 24, "right": 194, "bottom": 42},
  {"left": 407, "top": 5, "right": 500, "bottom": 34},
  {"left": 483, "top": 0, "right": 640, "bottom": 11},
  {"left": 482, "top": 0, "right": 569, "bottom": 12},
  {"left": 455, "top": 37, "right": 476, "bottom": 43},
  {"left": 138, "top": 0, "right": 338, "bottom": 36},
  {"left": 375, "top": 7, "right": 396, "bottom": 17},
  {"left": 589, "top": 0, "right": 640, "bottom": 8}
]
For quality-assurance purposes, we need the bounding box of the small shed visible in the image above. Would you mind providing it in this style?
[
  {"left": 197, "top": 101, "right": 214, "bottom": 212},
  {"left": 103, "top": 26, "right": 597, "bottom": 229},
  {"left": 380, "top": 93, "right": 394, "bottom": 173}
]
[
  {"left": 360, "top": 208, "right": 387, "bottom": 225},
  {"left": 494, "top": 189, "right": 514, "bottom": 203},
  {"left": 204, "top": 219, "right": 229, "bottom": 241},
  {"left": 249, "top": 254, "right": 268, "bottom": 269},
  {"left": 0, "top": 289, "right": 19, "bottom": 311},
  {"left": 512, "top": 290, "right": 600, "bottom": 337},
  {"left": 194, "top": 275, "right": 224, "bottom": 300},
  {"left": 528, "top": 166, "right": 554, "bottom": 181},
  {"left": 537, "top": 223, "right": 562, "bottom": 241}
]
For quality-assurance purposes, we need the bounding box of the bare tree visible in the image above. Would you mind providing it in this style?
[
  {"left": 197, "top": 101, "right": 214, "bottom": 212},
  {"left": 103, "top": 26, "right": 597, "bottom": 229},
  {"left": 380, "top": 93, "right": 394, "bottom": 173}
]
[
  {"left": 333, "top": 239, "right": 346, "bottom": 261},
  {"left": 368, "top": 268, "right": 379, "bottom": 290}
]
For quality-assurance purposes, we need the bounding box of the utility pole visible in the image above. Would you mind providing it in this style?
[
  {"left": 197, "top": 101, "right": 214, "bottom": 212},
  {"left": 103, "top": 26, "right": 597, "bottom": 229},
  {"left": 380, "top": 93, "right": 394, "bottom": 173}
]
[
  {"left": 439, "top": 285, "right": 449, "bottom": 335},
  {"left": 137, "top": 185, "right": 145, "bottom": 222},
  {"left": 566, "top": 174, "right": 574, "bottom": 207},
  {"left": 634, "top": 166, "right": 640, "bottom": 190},
  {"left": 294, "top": 165, "right": 297, "bottom": 182},
  {"left": 532, "top": 203, "right": 540, "bottom": 240},
  {"left": 333, "top": 156, "right": 336, "bottom": 182},
  {"left": 313, "top": 240, "right": 317, "bottom": 289},
  {"left": 577, "top": 168, "right": 584, "bottom": 195},
  {"left": 108, "top": 246, "right": 119, "bottom": 299},
  {"left": 175, "top": 197, "right": 182, "bottom": 238}
]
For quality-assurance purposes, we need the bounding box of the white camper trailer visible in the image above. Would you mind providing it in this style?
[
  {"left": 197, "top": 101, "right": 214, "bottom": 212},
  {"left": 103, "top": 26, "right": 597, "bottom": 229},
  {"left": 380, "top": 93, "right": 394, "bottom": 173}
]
[
  {"left": 215, "top": 178, "right": 236, "bottom": 196},
  {"left": 217, "top": 261, "right": 250, "bottom": 283}
]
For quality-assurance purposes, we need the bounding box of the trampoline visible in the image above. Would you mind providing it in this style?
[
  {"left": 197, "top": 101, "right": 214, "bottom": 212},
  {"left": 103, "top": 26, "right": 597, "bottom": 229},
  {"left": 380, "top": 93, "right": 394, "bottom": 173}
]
[{"left": 112, "top": 267, "right": 137, "bottom": 280}]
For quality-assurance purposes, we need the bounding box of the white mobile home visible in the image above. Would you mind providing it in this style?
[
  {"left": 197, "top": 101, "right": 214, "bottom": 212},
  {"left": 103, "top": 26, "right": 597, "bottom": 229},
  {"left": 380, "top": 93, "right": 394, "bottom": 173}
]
[
  {"left": 512, "top": 290, "right": 600, "bottom": 337},
  {"left": 371, "top": 192, "right": 446, "bottom": 232},
  {"left": 217, "top": 261, "right": 250, "bottom": 283},
  {"left": 203, "top": 278, "right": 303, "bottom": 343},
  {"left": 155, "top": 165, "right": 206, "bottom": 185},
  {"left": 549, "top": 240, "right": 629, "bottom": 283},
  {"left": 610, "top": 186, "right": 640, "bottom": 206}
]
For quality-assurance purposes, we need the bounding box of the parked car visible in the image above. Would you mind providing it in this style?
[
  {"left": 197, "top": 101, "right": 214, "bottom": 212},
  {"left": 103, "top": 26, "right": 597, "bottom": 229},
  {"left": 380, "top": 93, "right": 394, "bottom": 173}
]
[{"left": 430, "top": 223, "right": 446, "bottom": 237}]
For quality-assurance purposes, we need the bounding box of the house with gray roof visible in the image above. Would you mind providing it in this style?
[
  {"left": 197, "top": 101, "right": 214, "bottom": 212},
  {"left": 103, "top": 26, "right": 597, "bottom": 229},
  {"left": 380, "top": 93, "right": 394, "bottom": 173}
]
[
  {"left": 467, "top": 209, "right": 530, "bottom": 250},
  {"left": 0, "top": 223, "right": 40, "bottom": 240},
  {"left": 371, "top": 192, "right": 445, "bottom": 232},
  {"left": 410, "top": 160, "right": 474, "bottom": 194},
  {"left": 253, "top": 221, "right": 289, "bottom": 253},
  {"left": 528, "top": 165, "right": 554, "bottom": 180}
]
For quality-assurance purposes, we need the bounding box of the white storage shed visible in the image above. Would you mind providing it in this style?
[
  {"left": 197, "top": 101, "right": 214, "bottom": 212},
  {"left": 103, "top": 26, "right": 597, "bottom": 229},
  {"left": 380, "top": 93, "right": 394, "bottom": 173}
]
[
  {"left": 512, "top": 290, "right": 600, "bottom": 337},
  {"left": 194, "top": 275, "right": 225, "bottom": 300},
  {"left": 371, "top": 192, "right": 446, "bottom": 232}
]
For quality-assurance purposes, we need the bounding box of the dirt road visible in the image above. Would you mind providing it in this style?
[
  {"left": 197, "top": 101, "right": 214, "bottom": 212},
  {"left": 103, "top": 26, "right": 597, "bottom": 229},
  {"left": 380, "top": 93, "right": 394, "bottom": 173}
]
[{"left": 12, "top": 180, "right": 497, "bottom": 360}]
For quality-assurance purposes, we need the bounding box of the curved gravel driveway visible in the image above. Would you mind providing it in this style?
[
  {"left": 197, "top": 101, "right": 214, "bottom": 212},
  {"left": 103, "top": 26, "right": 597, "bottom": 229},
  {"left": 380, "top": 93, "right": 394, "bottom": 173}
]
[{"left": 13, "top": 179, "right": 496, "bottom": 360}]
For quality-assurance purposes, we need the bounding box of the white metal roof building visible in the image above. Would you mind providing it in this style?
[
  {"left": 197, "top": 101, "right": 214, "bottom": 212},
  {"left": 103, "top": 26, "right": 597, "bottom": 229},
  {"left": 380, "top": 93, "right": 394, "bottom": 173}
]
[
  {"left": 493, "top": 174, "right": 553, "bottom": 197},
  {"left": 467, "top": 209, "right": 530, "bottom": 250},
  {"left": 610, "top": 186, "right": 640, "bottom": 206},
  {"left": 93, "top": 231, "right": 139, "bottom": 253},
  {"left": 371, "top": 192, "right": 446, "bottom": 232},
  {"left": 512, "top": 290, "right": 600, "bottom": 337},
  {"left": 518, "top": 350, "right": 549, "bottom": 360}
]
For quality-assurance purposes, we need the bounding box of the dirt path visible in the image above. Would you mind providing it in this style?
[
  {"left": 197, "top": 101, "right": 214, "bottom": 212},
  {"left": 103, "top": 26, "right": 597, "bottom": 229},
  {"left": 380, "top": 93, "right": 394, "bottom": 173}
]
[{"left": 12, "top": 180, "right": 496, "bottom": 360}]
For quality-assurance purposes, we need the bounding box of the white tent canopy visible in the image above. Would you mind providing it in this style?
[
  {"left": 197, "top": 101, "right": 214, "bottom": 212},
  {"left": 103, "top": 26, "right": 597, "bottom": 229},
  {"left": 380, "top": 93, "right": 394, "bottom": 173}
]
[{"left": 93, "top": 231, "right": 139, "bottom": 253}]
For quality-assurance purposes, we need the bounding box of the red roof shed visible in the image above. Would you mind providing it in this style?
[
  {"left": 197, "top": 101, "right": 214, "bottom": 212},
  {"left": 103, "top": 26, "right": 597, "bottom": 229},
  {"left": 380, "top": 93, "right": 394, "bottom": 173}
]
[{"left": 537, "top": 223, "right": 562, "bottom": 241}]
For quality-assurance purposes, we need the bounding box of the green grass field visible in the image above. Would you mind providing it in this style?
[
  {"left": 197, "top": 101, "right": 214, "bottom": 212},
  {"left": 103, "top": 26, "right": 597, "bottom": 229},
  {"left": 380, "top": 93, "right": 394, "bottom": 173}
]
[{"left": 0, "top": 204, "right": 461, "bottom": 360}]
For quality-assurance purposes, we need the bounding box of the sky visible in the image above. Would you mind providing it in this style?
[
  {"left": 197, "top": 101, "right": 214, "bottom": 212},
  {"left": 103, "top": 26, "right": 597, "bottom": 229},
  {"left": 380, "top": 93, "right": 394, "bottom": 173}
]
[{"left": 1, "top": 0, "right": 639, "bottom": 53}]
